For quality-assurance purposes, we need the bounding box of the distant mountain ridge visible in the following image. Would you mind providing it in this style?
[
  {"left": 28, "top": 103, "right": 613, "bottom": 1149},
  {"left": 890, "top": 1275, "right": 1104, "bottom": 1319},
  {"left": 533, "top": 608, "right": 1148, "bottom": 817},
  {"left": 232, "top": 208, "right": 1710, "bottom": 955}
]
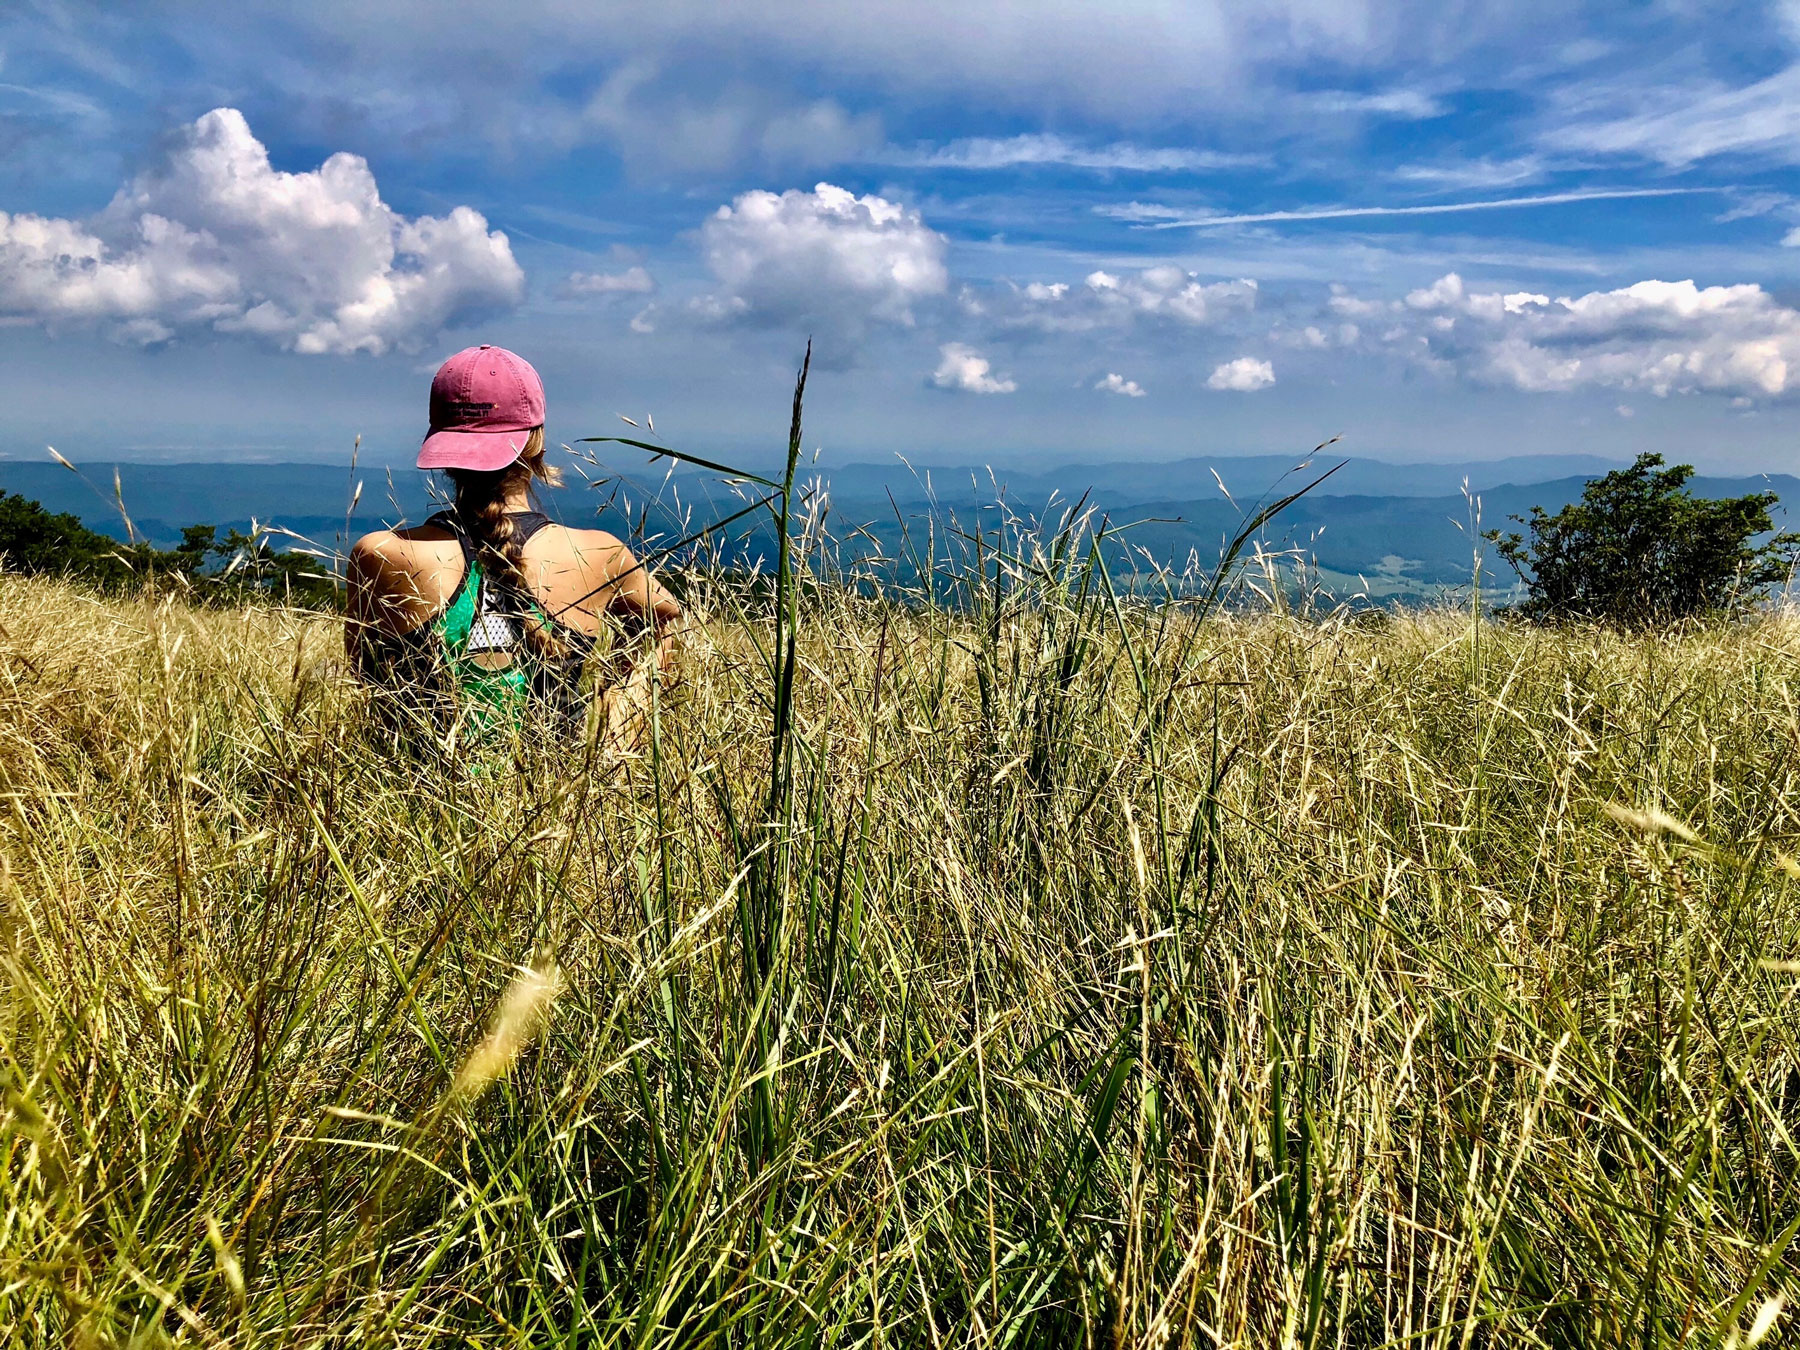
[
  {"left": 3, "top": 451, "right": 1793, "bottom": 601},
  {"left": 819, "top": 453, "right": 1630, "bottom": 505},
  {"left": 0, "top": 451, "right": 1630, "bottom": 528}
]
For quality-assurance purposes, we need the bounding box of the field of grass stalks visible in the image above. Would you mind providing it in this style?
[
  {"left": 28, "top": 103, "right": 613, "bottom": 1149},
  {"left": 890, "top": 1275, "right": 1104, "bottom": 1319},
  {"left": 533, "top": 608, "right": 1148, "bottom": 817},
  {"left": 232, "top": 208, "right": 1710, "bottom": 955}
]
[{"left": 5, "top": 428, "right": 1800, "bottom": 1345}]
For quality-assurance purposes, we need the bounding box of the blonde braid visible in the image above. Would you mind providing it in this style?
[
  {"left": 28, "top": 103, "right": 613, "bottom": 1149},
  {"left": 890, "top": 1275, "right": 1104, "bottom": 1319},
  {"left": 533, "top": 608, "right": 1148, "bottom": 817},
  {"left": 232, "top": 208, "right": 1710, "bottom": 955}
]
[{"left": 446, "top": 428, "right": 568, "bottom": 662}]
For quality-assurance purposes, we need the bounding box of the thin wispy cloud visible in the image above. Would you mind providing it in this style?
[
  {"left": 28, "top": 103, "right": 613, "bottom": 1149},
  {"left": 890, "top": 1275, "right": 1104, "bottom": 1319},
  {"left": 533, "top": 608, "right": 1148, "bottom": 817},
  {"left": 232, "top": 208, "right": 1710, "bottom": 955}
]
[
  {"left": 1097, "top": 201, "right": 1196, "bottom": 223},
  {"left": 562, "top": 265, "right": 655, "bottom": 297},
  {"left": 1123, "top": 187, "right": 1710, "bottom": 230},
  {"left": 1712, "top": 192, "right": 1794, "bottom": 224},
  {"left": 1295, "top": 87, "right": 1447, "bottom": 119},
  {"left": 0, "top": 80, "right": 110, "bottom": 124},
  {"left": 1390, "top": 156, "right": 1549, "bottom": 191},
  {"left": 885, "top": 134, "right": 1262, "bottom": 173},
  {"left": 1547, "top": 65, "right": 1800, "bottom": 168}
]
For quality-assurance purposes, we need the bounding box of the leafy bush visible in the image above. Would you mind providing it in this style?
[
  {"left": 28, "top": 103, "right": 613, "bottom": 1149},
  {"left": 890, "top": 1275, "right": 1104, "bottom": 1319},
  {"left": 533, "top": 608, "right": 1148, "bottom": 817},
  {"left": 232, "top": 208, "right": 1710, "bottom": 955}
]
[
  {"left": 0, "top": 490, "right": 130, "bottom": 579},
  {"left": 0, "top": 490, "right": 335, "bottom": 604},
  {"left": 1489, "top": 453, "right": 1799, "bottom": 624}
]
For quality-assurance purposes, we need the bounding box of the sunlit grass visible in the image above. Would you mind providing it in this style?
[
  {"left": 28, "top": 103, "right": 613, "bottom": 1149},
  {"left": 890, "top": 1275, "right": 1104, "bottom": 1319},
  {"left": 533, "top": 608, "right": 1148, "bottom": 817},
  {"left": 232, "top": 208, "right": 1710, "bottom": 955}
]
[{"left": 2, "top": 408, "right": 1799, "bottom": 1345}]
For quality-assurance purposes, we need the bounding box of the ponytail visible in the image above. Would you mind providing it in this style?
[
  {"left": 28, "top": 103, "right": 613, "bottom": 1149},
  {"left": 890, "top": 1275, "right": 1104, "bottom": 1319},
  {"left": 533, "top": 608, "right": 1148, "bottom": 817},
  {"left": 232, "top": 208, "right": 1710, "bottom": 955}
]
[{"left": 444, "top": 428, "right": 568, "bottom": 662}]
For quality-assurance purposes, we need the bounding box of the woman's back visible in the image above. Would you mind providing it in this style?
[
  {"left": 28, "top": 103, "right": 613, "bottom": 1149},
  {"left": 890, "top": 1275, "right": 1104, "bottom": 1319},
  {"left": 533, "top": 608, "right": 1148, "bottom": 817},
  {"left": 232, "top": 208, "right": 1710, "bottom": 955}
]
[
  {"left": 348, "top": 514, "right": 663, "bottom": 642},
  {"left": 345, "top": 344, "right": 683, "bottom": 745}
]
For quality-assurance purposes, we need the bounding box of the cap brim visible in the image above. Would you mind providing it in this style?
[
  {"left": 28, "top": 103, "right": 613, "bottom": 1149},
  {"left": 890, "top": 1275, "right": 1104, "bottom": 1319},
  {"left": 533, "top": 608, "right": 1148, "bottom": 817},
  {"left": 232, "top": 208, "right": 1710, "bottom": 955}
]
[{"left": 417, "top": 427, "right": 532, "bottom": 472}]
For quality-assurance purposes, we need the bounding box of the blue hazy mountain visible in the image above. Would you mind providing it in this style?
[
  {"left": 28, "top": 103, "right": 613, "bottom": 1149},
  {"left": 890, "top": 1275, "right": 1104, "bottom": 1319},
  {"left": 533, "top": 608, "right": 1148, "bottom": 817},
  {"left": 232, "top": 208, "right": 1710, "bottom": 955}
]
[
  {"left": 814, "top": 452, "right": 1629, "bottom": 506},
  {"left": 2, "top": 452, "right": 1792, "bottom": 599}
]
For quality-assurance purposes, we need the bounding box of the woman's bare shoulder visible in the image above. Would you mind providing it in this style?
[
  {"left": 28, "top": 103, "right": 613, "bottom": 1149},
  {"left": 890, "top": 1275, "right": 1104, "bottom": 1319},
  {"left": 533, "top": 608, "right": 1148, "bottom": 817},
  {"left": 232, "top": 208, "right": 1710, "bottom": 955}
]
[
  {"left": 348, "top": 529, "right": 402, "bottom": 580},
  {"left": 534, "top": 523, "right": 631, "bottom": 565},
  {"left": 348, "top": 526, "right": 463, "bottom": 610},
  {"left": 351, "top": 522, "right": 456, "bottom": 563},
  {"left": 567, "top": 524, "right": 629, "bottom": 552}
]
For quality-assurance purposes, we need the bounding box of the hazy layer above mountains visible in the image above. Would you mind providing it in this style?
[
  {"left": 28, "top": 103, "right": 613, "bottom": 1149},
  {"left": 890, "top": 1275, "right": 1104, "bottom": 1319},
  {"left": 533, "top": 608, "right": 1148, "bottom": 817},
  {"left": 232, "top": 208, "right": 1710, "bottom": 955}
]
[
  {"left": 819, "top": 453, "right": 1629, "bottom": 506},
  {"left": 3, "top": 452, "right": 1792, "bottom": 600},
  {"left": 0, "top": 451, "right": 1629, "bottom": 527}
]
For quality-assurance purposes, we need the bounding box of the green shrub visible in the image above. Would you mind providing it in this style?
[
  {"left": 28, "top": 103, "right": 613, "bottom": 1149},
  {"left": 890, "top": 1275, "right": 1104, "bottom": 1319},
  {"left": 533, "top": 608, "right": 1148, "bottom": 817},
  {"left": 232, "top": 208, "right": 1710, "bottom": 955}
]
[
  {"left": 0, "top": 491, "right": 336, "bottom": 605},
  {"left": 0, "top": 490, "right": 130, "bottom": 580},
  {"left": 1489, "top": 453, "right": 1800, "bottom": 624}
]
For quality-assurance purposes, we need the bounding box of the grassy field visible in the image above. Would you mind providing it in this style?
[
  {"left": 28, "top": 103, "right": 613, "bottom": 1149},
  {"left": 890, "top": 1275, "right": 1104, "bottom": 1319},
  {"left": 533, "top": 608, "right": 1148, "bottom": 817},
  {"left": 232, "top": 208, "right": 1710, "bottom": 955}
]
[{"left": 3, "top": 501, "right": 1799, "bottom": 1345}]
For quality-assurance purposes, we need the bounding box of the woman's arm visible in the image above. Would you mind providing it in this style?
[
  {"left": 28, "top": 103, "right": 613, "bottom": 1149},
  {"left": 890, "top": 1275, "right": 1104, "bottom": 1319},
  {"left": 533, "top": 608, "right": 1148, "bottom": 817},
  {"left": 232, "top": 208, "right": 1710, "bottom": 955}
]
[
  {"left": 342, "top": 534, "right": 388, "bottom": 664},
  {"left": 343, "top": 531, "right": 448, "bottom": 665},
  {"left": 563, "top": 532, "right": 687, "bottom": 751},
  {"left": 564, "top": 533, "right": 682, "bottom": 641}
]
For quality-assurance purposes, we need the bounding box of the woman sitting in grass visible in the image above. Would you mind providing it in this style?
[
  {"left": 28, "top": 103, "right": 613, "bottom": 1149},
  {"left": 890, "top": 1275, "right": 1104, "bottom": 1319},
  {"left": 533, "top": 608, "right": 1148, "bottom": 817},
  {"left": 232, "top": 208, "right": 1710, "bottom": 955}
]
[{"left": 346, "top": 344, "right": 683, "bottom": 750}]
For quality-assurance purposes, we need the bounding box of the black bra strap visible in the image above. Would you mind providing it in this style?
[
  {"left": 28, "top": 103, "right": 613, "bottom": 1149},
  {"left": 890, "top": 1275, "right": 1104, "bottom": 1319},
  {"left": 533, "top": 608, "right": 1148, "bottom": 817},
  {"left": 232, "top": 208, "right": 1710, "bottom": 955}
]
[
  {"left": 431, "top": 508, "right": 585, "bottom": 634},
  {"left": 425, "top": 510, "right": 478, "bottom": 571},
  {"left": 429, "top": 508, "right": 556, "bottom": 548},
  {"left": 505, "top": 510, "right": 556, "bottom": 545}
]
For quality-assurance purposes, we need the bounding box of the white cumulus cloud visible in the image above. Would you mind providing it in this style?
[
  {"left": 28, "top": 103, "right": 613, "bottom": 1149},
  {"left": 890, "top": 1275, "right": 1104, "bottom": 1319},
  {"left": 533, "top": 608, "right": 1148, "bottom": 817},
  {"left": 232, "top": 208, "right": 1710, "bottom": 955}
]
[
  {"left": 564, "top": 265, "right": 655, "bottom": 296},
  {"left": 932, "top": 342, "right": 1015, "bottom": 394},
  {"left": 989, "top": 266, "right": 1258, "bottom": 335},
  {"left": 1095, "top": 372, "right": 1146, "bottom": 396},
  {"left": 699, "top": 182, "right": 948, "bottom": 348},
  {"left": 1397, "top": 271, "right": 1800, "bottom": 397},
  {"left": 1207, "top": 357, "right": 1276, "bottom": 391},
  {"left": 0, "top": 107, "right": 522, "bottom": 354},
  {"left": 1084, "top": 267, "right": 1258, "bottom": 325}
]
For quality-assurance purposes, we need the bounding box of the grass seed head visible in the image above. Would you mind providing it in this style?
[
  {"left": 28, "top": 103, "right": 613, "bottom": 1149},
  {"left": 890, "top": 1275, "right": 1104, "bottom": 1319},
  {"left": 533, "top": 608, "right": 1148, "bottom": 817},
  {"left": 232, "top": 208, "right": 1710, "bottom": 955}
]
[
  {"left": 1602, "top": 801, "right": 1699, "bottom": 842},
  {"left": 1746, "top": 1294, "right": 1785, "bottom": 1347},
  {"left": 450, "top": 961, "right": 565, "bottom": 1102},
  {"left": 205, "top": 1214, "right": 245, "bottom": 1303}
]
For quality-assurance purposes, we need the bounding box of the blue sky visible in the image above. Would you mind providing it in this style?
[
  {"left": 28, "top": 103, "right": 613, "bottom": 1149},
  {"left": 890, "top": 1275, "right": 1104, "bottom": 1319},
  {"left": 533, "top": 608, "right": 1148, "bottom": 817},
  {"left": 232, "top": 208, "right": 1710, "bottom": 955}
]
[{"left": 3, "top": 0, "right": 1800, "bottom": 472}]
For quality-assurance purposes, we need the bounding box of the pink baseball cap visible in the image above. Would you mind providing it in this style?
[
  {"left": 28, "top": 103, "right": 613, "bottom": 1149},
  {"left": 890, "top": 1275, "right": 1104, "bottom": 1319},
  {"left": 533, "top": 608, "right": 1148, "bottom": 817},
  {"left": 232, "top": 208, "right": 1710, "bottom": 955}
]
[{"left": 417, "top": 344, "right": 545, "bottom": 471}]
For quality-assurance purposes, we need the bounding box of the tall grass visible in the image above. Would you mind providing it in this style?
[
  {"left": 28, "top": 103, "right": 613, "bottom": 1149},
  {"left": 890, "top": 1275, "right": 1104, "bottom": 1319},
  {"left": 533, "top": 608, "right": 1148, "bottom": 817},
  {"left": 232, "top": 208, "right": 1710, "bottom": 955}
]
[{"left": 2, "top": 388, "right": 1798, "bottom": 1345}]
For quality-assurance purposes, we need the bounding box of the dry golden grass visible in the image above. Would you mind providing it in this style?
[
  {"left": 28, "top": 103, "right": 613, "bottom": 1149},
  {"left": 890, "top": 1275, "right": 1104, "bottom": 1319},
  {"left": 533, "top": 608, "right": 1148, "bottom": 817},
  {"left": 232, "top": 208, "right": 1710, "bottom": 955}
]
[{"left": 1, "top": 569, "right": 1797, "bottom": 1347}]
